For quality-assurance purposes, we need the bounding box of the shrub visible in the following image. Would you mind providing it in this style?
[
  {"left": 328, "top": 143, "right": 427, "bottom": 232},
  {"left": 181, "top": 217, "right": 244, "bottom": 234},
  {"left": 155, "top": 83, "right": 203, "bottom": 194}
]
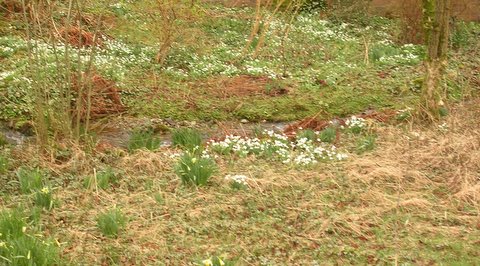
[
  {"left": 16, "top": 168, "right": 44, "bottom": 194},
  {"left": 83, "top": 167, "right": 118, "bottom": 190},
  {"left": 0, "top": 209, "right": 60, "bottom": 266},
  {"left": 175, "top": 152, "right": 216, "bottom": 186},
  {"left": 127, "top": 129, "right": 161, "bottom": 152},
  {"left": 96, "top": 209, "right": 127, "bottom": 238},
  {"left": 171, "top": 128, "right": 202, "bottom": 151}
]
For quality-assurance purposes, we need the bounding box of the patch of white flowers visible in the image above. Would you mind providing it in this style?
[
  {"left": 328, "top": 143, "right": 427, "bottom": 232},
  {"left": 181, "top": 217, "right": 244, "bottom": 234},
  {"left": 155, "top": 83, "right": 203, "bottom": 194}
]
[
  {"left": 224, "top": 174, "right": 248, "bottom": 186},
  {"left": 438, "top": 122, "right": 449, "bottom": 132},
  {"left": 205, "top": 130, "right": 348, "bottom": 166},
  {"left": 293, "top": 15, "right": 357, "bottom": 42},
  {"left": 345, "top": 116, "right": 367, "bottom": 130}
]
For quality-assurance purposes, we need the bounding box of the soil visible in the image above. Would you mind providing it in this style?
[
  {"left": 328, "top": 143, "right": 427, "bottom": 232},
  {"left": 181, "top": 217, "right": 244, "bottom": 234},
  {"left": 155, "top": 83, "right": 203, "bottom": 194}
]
[{"left": 203, "top": 75, "right": 290, "bottom": 98}]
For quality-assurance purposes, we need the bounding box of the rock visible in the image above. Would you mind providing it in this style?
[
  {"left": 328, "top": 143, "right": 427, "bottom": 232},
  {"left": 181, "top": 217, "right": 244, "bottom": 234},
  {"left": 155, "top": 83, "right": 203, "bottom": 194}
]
[{"left": 240, "top": 119, "right": 249, "bottom": 124}]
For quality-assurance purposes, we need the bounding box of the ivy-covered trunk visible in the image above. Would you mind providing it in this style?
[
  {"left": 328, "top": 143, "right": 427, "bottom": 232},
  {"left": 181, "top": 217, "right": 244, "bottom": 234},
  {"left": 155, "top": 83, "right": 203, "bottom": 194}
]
[{"left": 419, "top": 0, "right": 451, "bottom": 121}]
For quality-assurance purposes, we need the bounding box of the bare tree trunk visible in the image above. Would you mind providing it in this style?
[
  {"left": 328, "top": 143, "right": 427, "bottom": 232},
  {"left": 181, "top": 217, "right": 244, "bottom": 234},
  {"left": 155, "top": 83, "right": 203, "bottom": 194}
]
[{"left": 419, "top": 0, "right": 451, "bottom": 122}]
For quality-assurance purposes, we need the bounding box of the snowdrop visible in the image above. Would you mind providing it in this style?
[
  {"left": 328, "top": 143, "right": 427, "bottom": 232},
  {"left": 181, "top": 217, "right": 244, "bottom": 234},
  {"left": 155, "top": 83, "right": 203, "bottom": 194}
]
[
  {"left": 224, "top": 174, "right": 248, "bottom": 186},
  {"left": 206, "top": 130, "right": 348, "bottom": 166}
]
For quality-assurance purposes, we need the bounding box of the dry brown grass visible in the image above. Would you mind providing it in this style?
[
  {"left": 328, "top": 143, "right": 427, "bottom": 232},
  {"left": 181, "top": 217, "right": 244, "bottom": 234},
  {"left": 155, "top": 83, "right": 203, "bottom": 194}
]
[
  {"left": 72, "top": 72, "right": 126, "bottom": 120},
  {"left": 3, "top": 99, "right": 480, "bottom": 264}
]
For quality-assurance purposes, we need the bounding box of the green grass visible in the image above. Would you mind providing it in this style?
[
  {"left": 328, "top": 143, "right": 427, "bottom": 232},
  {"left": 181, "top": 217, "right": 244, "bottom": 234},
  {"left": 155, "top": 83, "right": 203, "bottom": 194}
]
[
  {"left": 0, "top": 155, "right": 8, "bottom": 174},
  {"left": 33, "top": 187, "right": 54, "bottom": 210},
  {"left": 127, "top": 129, "right": 162, "bottom": 152},
  {"left": 356, "top": 134, "right": 377, "bottom": 154},
  {"left": 318, "top": 127, "right": 337, "bottom": 143},
  {"left": 16, "top": 168, "right": 45, "bottom": 194},
  {"left": 96, "top": 209, "right": 127, "bottom": 238},
  {"left": 0, "top": 133, "right": 7, "bottom": 147},
  {"left": 175, "top": 152, "right": 217, "bottom": 186},
  {"left": 296, "top": 129, "right": 317, "bottom": 141},
  {"left": 172, "top": 128, "right": 203, "bottom": 151},
  {"left": 0, "top": 209, "right": 60, "bottom": 266},
  {"left": 83, "top": 167, "right": 118, "bottom": 190}
]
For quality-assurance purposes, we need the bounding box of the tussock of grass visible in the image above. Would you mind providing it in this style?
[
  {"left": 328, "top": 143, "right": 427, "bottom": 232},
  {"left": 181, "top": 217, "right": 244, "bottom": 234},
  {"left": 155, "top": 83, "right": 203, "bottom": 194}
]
[
  {"left": 172, "top": 128, "right": 203, "bottom": 151},
  {"left": 175, "top": 152, "right": 217, "bottom": 186},
  {"left": 17, "top": 168, "right": 44, "bottom": 194},
  {"left": 34, "top": 187, "right": 54, "bottom": 210},
  {"left": 96, "top": 208, "right": 127, "bottom": 238},
  {"left": 127, "top": 129, "right": 161, "bottom": 152},
  {"left": 83, "top": 167, "right": 118, "bottom": 190},
  {"left": 318, "top": 127, "right": 337, "bottom": 143}
]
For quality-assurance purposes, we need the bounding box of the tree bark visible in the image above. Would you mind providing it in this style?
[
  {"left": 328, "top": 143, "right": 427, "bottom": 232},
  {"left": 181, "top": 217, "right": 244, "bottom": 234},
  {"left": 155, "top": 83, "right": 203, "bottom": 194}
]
[{"left": 419, "top": 0, "right": 451, "bottom": 122}]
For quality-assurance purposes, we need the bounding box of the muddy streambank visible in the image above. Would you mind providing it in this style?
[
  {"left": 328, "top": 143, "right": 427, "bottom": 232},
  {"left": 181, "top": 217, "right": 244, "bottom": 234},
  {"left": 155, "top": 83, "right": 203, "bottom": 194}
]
[{"left": 0, "top": 119, "right": 289, "bottom": 149}]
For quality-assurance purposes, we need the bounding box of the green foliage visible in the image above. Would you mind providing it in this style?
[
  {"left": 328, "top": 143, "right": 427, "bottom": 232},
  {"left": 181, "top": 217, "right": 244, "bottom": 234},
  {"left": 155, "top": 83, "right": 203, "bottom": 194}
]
[
  {"left": 17, "top": 168, "right": 45, "bottom": 194},
  {"left": 0, "top": 133, "right": 7, "bottom": 147},
  {"left": 370, "top": 44, "right": 398, "bottom": 62},
  {"left": 172, "top": 128, "right": 203, "bottom": 151},
  {"left": 356, "top": 135, "right": 376, "bottom": 154},
  {"left": 301, "top": 0, "right": 327, "bottom": 12},
  {"left": 0, "top": 155, "right": 8, "bottom": 174},
  {"left": 83, "top": 168, "right": 118, "bottom": 190},
  {"left": 318, "top": 127, "right": 337, "bottom": 143},
  {"left": 96, "top": 209, "right": 127, "bottom": 238},
  {"left": 275, "top": 0, "right": 327, "bottom": 12},
  {"left": 0, "top": 210, "right": 26, "bottom": 239},
  {"left": 0, "top": 209, "right": 60, "bottom": 266},
  {"left": 230, "top": 181, "right": 248, "bottom": 191},
  {"left": 296, "top": 129, "right": 316, "bottom": 142},
  {"left": 439, "top": 107, "right": 449, "bottom": 117},
  {"left": 202, "top": 256, "right": 235, "bottom": 266},
  {"left": 450, "top": 21, "right": 474, "bottom": 49},
  {"left": 175, "top": 152, "right": 216, "bottom": 186},
  {"left": 153, "top": 193, "right": 164, "bottom": 205},
  {"left": 127, "top": 129, "right": 161, "bottom": 152},
  {"left": 34, "top": 187, "right": 54, "bottom": 211},
  {"left": 396, "top": 110, "right": 413, "bottom": 121}
]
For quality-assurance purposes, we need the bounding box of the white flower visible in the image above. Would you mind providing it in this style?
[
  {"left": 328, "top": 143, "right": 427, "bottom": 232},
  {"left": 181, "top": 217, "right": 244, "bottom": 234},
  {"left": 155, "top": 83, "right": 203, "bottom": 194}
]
[{"left": 225, "top": 174, "right": 248, "bottom": 185}]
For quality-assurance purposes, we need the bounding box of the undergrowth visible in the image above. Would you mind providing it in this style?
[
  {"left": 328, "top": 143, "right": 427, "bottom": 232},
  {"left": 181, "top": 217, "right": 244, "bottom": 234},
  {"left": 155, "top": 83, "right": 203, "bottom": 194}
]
[{"left": 0, "top": 209, "right": 60, "bottom": 265}]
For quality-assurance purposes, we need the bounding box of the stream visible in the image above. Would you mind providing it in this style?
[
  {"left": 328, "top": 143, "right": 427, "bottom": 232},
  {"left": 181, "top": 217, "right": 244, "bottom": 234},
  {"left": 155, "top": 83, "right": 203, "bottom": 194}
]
[{"left": 0, "top": 120, "right": 290, "bottom": 148}]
